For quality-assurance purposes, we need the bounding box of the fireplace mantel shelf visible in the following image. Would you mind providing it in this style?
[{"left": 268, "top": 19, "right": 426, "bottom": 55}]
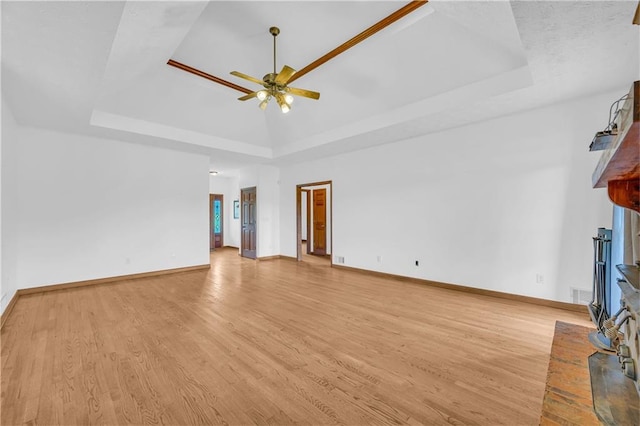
[{"left": 592, "top": 81, "right": 639, "bottom": 213}]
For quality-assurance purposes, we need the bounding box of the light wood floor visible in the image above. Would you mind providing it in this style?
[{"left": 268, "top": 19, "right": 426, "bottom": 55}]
[
  {"left": 1, "top": 248, "right": 591, "bottom": 425},
  {"left": 301, "top": 242, "right": 331, "bottom": 266}
]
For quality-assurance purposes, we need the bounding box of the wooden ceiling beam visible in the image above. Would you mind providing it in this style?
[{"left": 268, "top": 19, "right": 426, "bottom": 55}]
[
  {"left": 167, "top": 59, "right": 253, "bottom": 94},
  {"left": 287, "top": 0, "right": 429, "bottom": 84}
]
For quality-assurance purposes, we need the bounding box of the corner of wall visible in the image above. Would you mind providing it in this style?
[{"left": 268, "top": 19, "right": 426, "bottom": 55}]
[{"left": 1, "top": 96, "right": 19, "bottom": 315}]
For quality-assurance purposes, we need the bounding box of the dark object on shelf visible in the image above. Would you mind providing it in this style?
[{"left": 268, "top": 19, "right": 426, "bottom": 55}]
[{"left": 589, "top": 129, "right": 617, "bottom": 151}]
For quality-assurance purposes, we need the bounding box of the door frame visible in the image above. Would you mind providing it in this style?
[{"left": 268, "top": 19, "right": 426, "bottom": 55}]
[
  {"left": 301, "top": 189, "right": 311, "bottom": 254},
  {"left": 296, "top": 181, "right": 332, "bottom": 263},
  {"left": 209, "top": 194, "right": 224, "bottom": 250}
]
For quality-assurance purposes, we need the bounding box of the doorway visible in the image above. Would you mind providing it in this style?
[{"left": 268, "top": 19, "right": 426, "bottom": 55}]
[
  {"left": 296, "top": 181, "right": 332, "bottom": 264},
  {"left": 209, "top": 194, "right": 223, "bottom": 250},
  {"left": 241, "top": 186, "right": 257, "bottom": 259}
]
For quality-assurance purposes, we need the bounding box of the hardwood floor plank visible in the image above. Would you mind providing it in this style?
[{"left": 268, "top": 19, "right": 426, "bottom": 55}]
[
  {"left": 2, "top": 248, "right": 593, "bottom": 425},
  {"left": 540, "top": 322, "right": 600, "bottom": 426}
]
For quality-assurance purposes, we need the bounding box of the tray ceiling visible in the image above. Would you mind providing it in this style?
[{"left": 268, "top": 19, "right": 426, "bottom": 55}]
[{"left": 2, "top": 1, "right": 638, "bottom": 173}]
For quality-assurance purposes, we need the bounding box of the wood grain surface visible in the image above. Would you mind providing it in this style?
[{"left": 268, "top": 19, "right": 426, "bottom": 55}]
[
  {"left": 1, "top": 248, "right": 591, "bottom": 425},
  {"left": 540, "top": 321, "right": 600, "bottom": 425}
]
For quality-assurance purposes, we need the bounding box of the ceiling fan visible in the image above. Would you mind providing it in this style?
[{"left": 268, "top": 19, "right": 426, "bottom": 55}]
[
  {"left": 230, "top": 26, "right": 320, "bottom": 114},
  {"left": 167, "top": 1, "right": 428, "bottom": 113}
]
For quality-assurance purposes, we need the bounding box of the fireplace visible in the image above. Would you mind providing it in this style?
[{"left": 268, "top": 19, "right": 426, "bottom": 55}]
[{"left": 589, "top": 81, "right": 640, "bottom": 424}]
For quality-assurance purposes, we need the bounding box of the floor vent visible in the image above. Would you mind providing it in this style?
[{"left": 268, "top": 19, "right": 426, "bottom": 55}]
[
  {"left": 334, "top": 256, "right": 345, "bottom": 264},
  {"left": 571, "top": 287, "right": 593, "bottom": 305}
]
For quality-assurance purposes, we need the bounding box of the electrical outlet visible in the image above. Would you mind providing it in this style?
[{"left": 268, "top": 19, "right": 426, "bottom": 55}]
[
  {"left": 536, "top": 274, "right": 544, "bottom": 284},
  {"left": 377, "top": 255, "right": 382, "bottom": 263},
  {"left": 335, "top": 256, "right": 345, "bottom": 264}
]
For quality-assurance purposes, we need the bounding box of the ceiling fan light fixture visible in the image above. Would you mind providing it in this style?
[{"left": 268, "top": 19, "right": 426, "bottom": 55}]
[
  {"left": 275, "top": 93, "right": 290, "bottom": 113},
  {"left": 259, "top": 98, "right": 269, "bottom": 110},
  {"left": 256, "top": 90, "right": 268, "bottom": 101},
  {"left": 284, "top": 93, "right": 294, "bottom": 105}
]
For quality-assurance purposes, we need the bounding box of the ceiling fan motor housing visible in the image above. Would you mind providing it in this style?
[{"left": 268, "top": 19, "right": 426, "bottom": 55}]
[{"left": 263, "top": 73, "right": 277, "bottom": 86}]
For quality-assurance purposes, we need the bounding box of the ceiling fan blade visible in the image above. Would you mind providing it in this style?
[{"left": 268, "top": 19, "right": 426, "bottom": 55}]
[
  {"left": 167, "top": 59, "right": 252, "bottom": 94},
  {"left": 275, "top": 65, "right": 296, "bottom": 85},
  {"left": 288, "top": 0, "right": 428, "bottom": 84},
  {"left": 238, "top": 92, "right": 259, "bottom": 101},
  {"left": 286, "top": 87, "right": 320, "bottom": 100},
  {"left": 230, "top": 71, "right": 264, "bottom": 86}
]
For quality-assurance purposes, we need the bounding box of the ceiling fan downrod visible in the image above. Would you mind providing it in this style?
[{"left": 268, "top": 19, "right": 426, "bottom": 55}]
[{"left": 270, "top": 26, "right": 280, "bottom": 75}]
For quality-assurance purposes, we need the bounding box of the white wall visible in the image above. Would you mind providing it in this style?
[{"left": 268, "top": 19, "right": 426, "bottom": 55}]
[
  {"left": 237, "top": 165, "right": 280, "bottom": 258},
  {"left": 0, "top": 99, "right": 18, "bottom": 314},
  {"left": 279, "top": 90, "right": 617, "bottom": 303},
  {"left": 1, "top": 122, "right": 210, "bottom": 311},
  {"left": 2, "top": 98, "right": 22, "bottom": 314},
  {"left": 0, "top": 91, "right": 619, "bottom": 312},
  {"left": 209, "top": 175, "right": 240, "bottom": 248},
  {"left": 0, "top": 105, "right": 2, "bottom": 311}
]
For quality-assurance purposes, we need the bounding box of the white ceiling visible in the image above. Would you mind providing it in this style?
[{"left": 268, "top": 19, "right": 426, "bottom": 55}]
[{"left": 2, "top": 1, "right": 638, "bottom": 174}]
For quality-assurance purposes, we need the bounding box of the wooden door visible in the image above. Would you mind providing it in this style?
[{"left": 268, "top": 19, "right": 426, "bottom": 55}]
[
  {"left": 313, "top": 188, "right": 326, "bottom": 255},
  {"left": 209, "top": 194, "right": 223, "bottom": 250},
  {"left": 241, "top": 187, "right": 257, "bottom": 259}
]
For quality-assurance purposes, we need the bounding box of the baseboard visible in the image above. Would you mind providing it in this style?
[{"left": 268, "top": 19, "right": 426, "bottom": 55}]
[
  {"left": 257, "top": 255, "right": 298, "bottom": 262},
  {"left": 16, "top": 264, "right": 211, "bottom": 297},
  {"left": 0, "top": 292, "right": 19, "bottom": 330},
  {"left": 257, "top": 255, "right": 281, "bottom": 261},
  {"left": 332, "top": 264, "right": 588, "bottom": 313},
  {"left": 212, "top": 246, "right": 238, "bottom": 252}
]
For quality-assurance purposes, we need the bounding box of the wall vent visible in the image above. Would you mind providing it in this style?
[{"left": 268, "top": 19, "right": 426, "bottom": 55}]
[
  {"left": 571, "top": 287, "right": 593, "bottom": 305},
  {"left": 334, "top": 256, "right": 345, "bottom": 264}
]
